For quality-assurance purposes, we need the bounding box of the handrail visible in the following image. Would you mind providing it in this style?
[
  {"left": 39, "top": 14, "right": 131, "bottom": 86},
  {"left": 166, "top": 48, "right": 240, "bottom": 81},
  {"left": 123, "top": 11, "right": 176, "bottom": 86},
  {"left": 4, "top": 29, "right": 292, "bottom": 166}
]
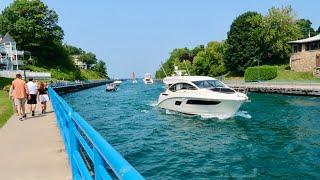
[{"left": 48, "top": 87, "right": 144, "bottom": 180}]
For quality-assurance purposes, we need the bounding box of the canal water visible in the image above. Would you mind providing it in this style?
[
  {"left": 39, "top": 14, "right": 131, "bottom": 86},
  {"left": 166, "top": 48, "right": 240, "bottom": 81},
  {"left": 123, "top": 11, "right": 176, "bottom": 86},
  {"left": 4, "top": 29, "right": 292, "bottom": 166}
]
[{"left": 63, "top": 80, "right": 320, "bottom": 179}]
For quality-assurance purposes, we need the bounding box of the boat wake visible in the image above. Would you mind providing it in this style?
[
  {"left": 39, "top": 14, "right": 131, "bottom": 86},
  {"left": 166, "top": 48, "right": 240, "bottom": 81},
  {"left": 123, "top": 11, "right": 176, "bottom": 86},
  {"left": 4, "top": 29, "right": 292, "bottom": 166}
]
[
  {"left": 148, "top": 101, "right": 158, "bottom": 107},
  {"left": 200, "top": 113, "right": 231, "bottom": 120},
  {"left": 235, "top": 111, "right": 252, "bottom": 119},
  {"left": 141, "top": 110, "right": 149, "bottom": 113},
  {"left": 165, "top": 110, "right": 177, "bottom": 115}
]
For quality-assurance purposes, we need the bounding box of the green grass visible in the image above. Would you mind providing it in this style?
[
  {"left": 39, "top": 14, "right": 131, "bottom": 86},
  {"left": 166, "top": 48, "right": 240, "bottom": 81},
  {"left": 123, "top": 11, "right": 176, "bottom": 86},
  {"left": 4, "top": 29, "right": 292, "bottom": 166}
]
[
  {"left": 0, "top": 90, "right": 13, "bottom": 128},
  {"left": 26, "top": 65, "right": 105, "bottom": 81},
  {"left": 272, "top": 65, "right": 320, "bottom": 82},
  {"left": 223, "top": 65, "right": 320, "bottom": 82},
  {"left": 80, "top": 69, "right": 104, "bottom": 80}
]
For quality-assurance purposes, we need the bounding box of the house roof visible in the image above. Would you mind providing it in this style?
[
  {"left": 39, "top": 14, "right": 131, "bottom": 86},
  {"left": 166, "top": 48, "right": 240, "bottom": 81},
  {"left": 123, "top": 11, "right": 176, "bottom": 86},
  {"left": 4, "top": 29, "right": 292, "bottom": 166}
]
[
  {"left": 0, "top": 33, "right": 16, "bottom": 43},
  {"left": 288, "top": 34, "right": 320, "bottom": 44}
]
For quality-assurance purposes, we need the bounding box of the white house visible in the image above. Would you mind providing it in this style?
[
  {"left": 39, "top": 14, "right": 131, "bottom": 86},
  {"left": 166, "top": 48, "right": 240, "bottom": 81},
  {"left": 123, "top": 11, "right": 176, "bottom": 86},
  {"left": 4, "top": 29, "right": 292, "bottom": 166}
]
[
  {"left": 0, "top": 33, "right": 25, "bottom": 70},
  {"left": 72, "top": 55, "right": 88, "bottom": 70}
]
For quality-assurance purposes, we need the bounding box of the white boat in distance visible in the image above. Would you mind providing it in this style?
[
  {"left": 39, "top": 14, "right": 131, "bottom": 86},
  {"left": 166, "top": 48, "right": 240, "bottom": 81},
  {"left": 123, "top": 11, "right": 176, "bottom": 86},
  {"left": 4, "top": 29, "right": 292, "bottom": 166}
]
[
  {"left": 157, "top": 66, "right": 248, "bottom": 119},
  {"left": 106, "top": 83, "right": 117, "bottom": 91},
  {"left": 143, "top": 73, "right": 153, "bottom": 84}
]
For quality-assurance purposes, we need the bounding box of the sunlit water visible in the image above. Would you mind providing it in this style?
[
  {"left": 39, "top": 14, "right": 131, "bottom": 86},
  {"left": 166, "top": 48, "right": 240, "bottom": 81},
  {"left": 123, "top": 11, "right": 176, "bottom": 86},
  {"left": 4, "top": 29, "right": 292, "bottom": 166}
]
[{"left": 63, "top": 80, "right": 320, "bottom": 179}]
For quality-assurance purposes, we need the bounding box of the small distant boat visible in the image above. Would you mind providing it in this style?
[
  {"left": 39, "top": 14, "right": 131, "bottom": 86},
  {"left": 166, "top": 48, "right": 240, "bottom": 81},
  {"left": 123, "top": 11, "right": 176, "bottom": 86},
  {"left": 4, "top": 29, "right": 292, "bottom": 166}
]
[
  {"left": 113, "top": 80, "right": 122, "bottom": 86},
  {"left": 132, "top": 72, "right": 137, "bottom": 83},
  {"left": 143, "top": 73, "right": 153, "bottom": 84},
  {"left": 106, "top": 83, "right": 117, "bottom": 91}
]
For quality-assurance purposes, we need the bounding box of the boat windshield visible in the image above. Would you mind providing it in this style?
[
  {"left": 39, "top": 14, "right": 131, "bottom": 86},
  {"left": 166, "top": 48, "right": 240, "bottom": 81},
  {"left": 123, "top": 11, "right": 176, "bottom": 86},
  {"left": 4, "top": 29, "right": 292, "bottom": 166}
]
[{"left": 192, "top": 80, "right": 226, "bottom": 89}]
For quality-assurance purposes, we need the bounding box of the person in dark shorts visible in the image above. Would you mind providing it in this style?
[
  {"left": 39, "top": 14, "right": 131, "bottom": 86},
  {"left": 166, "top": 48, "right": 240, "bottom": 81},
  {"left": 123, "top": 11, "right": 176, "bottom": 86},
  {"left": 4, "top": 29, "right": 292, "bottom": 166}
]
[
  {"left": 27, "top": 78, "right": 38, "bottom": 116},
  {"left": 38, "top": 82, "right": 49, "bottom": 114}
]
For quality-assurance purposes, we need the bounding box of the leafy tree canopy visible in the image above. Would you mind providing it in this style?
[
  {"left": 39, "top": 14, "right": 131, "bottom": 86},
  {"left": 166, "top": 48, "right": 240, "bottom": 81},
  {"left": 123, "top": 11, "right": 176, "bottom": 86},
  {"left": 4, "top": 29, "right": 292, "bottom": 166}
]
[
  {"left": 92, "top": 60, "right": 108, "bottom": 78},
  {"left": 224, "top": 6, "right": 302, "bottom": 75},
  {"left": 259, "top": 6, "right": 302, "bottom": 65},
  {"left": 78, "top": 52, "right": 97, "bottom": 66},
  {"left": 296, "top": 19, "right": 317, "bottom": 38},
  {"left": 0, "top": 0, "right": 74, "bottom": 69},
  {"left": 64, "top": 44, "right": 85, "bottom": 55},
  {"left": 224, "top": 11, "right": 263, "bottom": 75},
  {"left": 155, "top": 42, "right": 224, "bottom": 78},
  {"left": 193, "top": 41, "right": 225, "bottom": 77}
]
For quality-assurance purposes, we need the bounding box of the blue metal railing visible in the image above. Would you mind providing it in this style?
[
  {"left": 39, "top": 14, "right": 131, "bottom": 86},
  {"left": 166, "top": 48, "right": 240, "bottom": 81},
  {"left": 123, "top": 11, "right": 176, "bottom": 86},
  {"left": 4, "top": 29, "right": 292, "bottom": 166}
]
[{"left": 48, "top": 87, "right": 144, "bottom": 180}]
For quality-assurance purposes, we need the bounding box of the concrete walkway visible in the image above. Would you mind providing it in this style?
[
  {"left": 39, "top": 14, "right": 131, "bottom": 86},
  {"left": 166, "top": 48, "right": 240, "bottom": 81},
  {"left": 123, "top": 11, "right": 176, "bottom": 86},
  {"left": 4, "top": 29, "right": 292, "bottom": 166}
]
[{"left": 0, "top": 102, "right": 71, "bottom": 180}]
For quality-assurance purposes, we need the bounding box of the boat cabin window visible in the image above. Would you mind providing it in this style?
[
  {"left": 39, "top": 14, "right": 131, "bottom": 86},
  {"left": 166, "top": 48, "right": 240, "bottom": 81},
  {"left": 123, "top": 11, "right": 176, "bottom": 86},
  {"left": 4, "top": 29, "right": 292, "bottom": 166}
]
[
  {"left": 168, "top": 83, "right": 197, "bottom": 92},
  {"left": 192, "top": 80, "right": 226, "bottom": 89}
]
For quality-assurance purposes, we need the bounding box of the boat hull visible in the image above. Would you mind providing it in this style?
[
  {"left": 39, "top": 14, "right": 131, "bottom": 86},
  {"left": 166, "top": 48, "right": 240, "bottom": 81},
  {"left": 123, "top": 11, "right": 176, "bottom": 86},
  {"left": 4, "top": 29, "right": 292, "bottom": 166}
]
[
  {"left": 157, "top": 96, "right": 245, "bottom": 119},
  {"left": 143, "top": 79, "right": 154, "bottom": 84}
]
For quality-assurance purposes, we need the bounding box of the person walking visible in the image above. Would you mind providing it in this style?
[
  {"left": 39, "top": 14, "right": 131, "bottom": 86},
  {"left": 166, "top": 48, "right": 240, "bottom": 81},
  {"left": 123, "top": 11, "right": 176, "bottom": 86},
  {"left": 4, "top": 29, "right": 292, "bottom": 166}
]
[
  {"left": 26, "top": 78, "right": 38, "bottom": 116},
  {"left": 38, "top": 82, "right": 49, "bottom": 114},
  {"left": 9, "top": 85, "right": 19, "bottom": 116},
  {"left": 11, "top": 74, "right": 29, "bottom": 120}
]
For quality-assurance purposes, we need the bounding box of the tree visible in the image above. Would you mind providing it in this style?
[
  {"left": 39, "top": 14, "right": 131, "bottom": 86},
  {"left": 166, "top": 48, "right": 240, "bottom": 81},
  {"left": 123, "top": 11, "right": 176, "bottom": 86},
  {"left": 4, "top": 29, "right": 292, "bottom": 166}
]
[
  {"left": 0, "top": 0, "right": 74, "bottom": 69},
  {"left": 296, "top": 19, "right": 316, "bottom": 38},
  {"left": 317, "top": 26, "right": 320, "bottom": 34},
  {"left": 259, "top": 6, "right": 302, "bottom": 65},
  {"left": 79, "top": 52, "right": 98, "bottom": 67},
  {"left": 224, "top": 11, "right": 264, "bottom": 75},
  {"left": 64, "top": 44, "right": 85, "bottom": 55},
  {"left": 193, "top": 41, "right": 225, "bottom": 77},
  {"left": 92, "top": 60, "right": 108, "bottom": 78}
]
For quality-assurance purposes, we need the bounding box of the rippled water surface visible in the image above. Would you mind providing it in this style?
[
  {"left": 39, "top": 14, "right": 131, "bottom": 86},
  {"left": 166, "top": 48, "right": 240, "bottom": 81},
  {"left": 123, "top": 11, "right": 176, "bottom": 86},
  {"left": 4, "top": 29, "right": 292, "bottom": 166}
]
[{"left": 63, "top": 81, "right": 320, "bottom": 179}]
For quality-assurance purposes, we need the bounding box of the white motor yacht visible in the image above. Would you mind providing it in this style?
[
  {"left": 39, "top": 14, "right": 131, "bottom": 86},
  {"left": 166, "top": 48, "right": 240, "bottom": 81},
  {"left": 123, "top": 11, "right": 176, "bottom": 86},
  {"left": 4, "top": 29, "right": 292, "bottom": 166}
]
[
  {"left": 157, "top": 67, "right": 248, "bottom": 119},
  {"left": 143, "top": 73, "right": 153, "bottom": 84}
]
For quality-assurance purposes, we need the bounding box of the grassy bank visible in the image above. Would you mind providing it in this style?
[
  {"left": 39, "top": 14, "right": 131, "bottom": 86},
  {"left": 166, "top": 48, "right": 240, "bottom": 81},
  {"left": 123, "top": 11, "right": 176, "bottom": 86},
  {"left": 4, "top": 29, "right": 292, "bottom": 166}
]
[
  {"left": 26, "top": 65, "right": 105, "bottom": 81},
  {"left": 272, "top": 65, "right": 320, "bottom": 82},
  {"left": 224, "top": 65, "right": 320, "bottom": 82},
  {"left": 0, "top": 77, "right": 14, "bottom": 127},
  {"left": 0, "top": 91, "right": 13, "bottom": 127}
]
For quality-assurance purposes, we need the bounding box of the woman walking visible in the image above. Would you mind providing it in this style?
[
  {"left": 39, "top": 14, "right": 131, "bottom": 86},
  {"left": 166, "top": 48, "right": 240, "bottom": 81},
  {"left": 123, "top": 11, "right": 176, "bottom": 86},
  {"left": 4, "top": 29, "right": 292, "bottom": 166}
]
[{"left": 38, "top": 82, "right": 49, "bottom": 114}]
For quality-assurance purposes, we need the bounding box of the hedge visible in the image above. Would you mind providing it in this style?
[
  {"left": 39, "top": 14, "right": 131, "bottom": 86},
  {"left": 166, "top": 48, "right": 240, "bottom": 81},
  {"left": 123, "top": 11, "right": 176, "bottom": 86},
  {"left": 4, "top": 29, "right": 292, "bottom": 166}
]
[
  {"left": 244, "top": 65, "right": 277, "bottom": 81},
  {"left": 0, "top": 77, "right": 13, "bottom": 90}
]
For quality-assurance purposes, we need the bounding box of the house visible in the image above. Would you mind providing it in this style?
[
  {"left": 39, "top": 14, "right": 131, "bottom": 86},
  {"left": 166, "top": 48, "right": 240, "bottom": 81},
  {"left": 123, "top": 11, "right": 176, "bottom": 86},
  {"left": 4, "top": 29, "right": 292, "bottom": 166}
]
[
  {"left": 0, "top": 33, "right": 25, "bottom": 70},
  {"left": 72, "top": 55, "right": 88, "bottom": 69},
  {"left": 288, "top": 34, "right": 320, "bottom": 77}
]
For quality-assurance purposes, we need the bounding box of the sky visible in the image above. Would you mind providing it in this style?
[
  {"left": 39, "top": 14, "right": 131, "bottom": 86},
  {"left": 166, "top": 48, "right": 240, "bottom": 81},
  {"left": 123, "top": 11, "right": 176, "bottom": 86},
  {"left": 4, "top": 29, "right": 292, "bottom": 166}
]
[{"left": 1, "top": 0, "right": 320, "bottom": 78}]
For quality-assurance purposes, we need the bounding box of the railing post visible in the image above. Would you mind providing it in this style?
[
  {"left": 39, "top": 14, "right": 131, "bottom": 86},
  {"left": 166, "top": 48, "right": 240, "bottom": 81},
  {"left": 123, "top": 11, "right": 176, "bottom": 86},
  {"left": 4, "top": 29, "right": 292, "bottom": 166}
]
[
  {"left": 68, "top": 111, "right": 80, "bottom": 178},
  {"left": 93, "top": 148, "right": 105, "bottom": 180}
]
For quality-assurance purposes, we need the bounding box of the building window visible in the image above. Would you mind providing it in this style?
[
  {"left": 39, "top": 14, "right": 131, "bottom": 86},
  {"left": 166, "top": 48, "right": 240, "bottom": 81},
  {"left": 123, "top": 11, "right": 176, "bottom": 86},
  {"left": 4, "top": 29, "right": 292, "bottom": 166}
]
[
  {"left": 292, "top": 44, "right": 302, "bottom": 53},
  {"left": 306, "top": 41, "right": 320, "bottom": 51}
]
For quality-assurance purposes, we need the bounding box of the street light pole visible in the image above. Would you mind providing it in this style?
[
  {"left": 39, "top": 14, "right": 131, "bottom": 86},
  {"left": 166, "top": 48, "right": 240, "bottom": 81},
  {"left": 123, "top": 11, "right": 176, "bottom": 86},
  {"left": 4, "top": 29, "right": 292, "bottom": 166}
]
[{"left": 23, "top": 51, "right": 32, "bottom": 81}]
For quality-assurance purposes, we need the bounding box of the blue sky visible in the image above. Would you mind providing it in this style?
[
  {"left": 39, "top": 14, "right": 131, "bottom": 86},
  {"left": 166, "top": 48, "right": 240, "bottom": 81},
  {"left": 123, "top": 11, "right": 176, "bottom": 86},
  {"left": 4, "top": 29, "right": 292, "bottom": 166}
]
[{"left": 1, "top": 0, "right": 319, "bottom": 78}]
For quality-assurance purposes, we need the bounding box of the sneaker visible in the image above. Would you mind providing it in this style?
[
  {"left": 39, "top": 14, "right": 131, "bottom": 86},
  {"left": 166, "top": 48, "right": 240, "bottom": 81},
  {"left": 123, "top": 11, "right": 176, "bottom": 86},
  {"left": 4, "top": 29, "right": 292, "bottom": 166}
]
[
  {"left": 19, "top": 117, "right": 23, "bottom": 121},
  {"left": 32, "top": 111, "right": 35, "bottom": 116},
  {"left": 23, "top": 114, "right": 27, "bottom": 118}
]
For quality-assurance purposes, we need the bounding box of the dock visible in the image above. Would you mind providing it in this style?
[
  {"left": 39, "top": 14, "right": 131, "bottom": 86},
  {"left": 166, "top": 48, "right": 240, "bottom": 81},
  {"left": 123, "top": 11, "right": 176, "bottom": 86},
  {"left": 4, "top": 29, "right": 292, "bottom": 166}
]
[{"left": 225, "top": 81, "right": 320, "bottom": 96}]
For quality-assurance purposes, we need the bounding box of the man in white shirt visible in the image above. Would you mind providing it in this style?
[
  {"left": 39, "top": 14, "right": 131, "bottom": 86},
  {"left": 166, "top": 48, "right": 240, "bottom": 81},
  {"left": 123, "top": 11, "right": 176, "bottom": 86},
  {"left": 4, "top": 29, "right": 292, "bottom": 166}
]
[{"left": 26, "top": 78, "right": 38, "bottom": 116}]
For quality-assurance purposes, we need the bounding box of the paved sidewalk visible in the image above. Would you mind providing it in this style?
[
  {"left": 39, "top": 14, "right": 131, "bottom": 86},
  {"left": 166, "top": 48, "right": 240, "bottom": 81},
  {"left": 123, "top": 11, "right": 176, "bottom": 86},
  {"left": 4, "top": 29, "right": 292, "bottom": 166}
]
[{"left": 0, "top": 102, "right": 71, "bottom": 180}]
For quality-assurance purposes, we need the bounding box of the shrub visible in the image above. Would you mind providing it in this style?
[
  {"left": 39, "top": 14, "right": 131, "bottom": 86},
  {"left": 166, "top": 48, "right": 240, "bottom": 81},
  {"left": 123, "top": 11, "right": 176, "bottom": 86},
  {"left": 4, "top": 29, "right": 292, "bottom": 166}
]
[
  {"left": 0, "top": 77, "right": 13, "bottom": 90},
  {"left": 244, "top": 65, "right": 277, "bottom": 81}
]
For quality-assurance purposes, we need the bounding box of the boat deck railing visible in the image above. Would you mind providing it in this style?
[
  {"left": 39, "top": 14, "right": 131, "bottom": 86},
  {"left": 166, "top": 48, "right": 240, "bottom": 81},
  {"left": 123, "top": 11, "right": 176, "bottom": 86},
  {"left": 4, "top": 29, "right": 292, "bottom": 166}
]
[{"left": 48, "top": 87, "right": 144, "bottom": 180}]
